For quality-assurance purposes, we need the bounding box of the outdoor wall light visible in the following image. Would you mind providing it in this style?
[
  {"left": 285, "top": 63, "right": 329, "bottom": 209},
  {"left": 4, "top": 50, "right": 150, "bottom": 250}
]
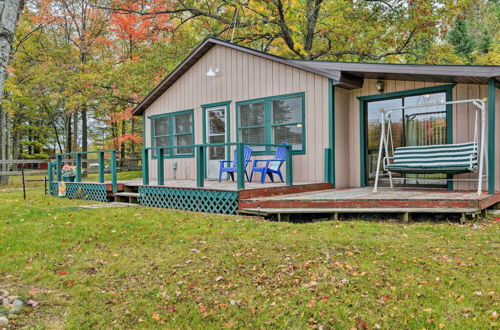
[
  {"left": 296, "top": 123, "right": 303, "bottom": 128},
  {"left": 206, "top": 66, "right": 220, "bottom": 77},
  {"left": 376, "top": 80, "right": 385, "bottom": 92}
]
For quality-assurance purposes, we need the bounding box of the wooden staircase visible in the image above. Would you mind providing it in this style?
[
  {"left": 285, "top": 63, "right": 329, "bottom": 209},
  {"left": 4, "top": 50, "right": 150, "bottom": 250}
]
[{"left": 113, "top": 184, "right": 140, "bottom": 204}]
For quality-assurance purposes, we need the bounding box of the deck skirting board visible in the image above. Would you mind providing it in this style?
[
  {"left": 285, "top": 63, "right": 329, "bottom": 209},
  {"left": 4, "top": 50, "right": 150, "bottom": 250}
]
[
  {"left": 50, "top": 182, "right": 110, "bottom": 202},
  {"left": 138, "top": 186, "right": 239, "bottom": 214}
]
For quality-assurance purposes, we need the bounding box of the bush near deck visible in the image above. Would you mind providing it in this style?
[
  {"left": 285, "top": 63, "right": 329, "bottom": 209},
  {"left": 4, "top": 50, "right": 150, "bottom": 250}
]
[{"left": 0, "top": 189, "right": 498, "bottom": 329}]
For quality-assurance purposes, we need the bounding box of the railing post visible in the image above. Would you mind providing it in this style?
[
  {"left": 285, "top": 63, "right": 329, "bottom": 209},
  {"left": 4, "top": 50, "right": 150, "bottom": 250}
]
[
  {"left": 56, "top": 154, "right": 62, "bottom": 182},
  {"left": 157, "top": 148, "right": 164, "bottom": 186},
  {"left": 142, "top": 149, "right": 149, "bottom": 185},
  {"left": 286, "top": 145, "right": 293, "bottom": 186},
  {"left": 98, "top": 151, "right": 105, "bottom": 183},
  {"left": 75, "top": 153, "right": 82, "bottom": 182},
  {"left": 48, "top": 161, "right": 54, "bottom": 183},
  {"left": 196, "top": 145, "right": 205, "bottom": 187},
  {"left": 111, "top": 150, "right": 117, "bottom": 193},
  {"left": 237, "top": 143, "right": 245, "bottom": 190}
]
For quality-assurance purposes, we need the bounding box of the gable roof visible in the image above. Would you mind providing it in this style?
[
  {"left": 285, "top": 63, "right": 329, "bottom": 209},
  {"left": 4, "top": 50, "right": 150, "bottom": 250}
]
[{"left": 133, "top": 37, "right": 499, "bottom": 115}]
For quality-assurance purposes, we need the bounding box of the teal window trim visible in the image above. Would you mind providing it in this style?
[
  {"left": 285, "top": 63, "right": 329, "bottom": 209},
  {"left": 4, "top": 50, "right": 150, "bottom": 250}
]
[
  {"left": 150, "top": 109, "right": 195, "bottom": 159},
  {"left": 357, "top": 83, "right": 456, "bottom": 188},
  {"left": 201, "top": 101, "right": 231, "bottom": 174},
  {"left": 488, "top": 79, "right": 496, "bottom": 195},
  {"left": 235, "top": 92, "right": 306, "bottom": 155}
]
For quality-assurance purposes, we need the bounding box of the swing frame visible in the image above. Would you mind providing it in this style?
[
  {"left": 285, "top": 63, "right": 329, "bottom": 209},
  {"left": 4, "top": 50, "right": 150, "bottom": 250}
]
[{"left": 373, "top": 98, "right": 488, "bottom": 196}]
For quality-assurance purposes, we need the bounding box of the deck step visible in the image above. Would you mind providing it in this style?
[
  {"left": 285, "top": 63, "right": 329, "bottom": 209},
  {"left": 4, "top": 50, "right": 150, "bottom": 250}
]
[
  {"left": 114, "top": 192, "right": 140, "bottom": 204},
  {"left": 114, "top": 192, "right": 140, "bottom": 197},
  {"left": 240, "top": 207, "right": 479, "bottom": 215}
]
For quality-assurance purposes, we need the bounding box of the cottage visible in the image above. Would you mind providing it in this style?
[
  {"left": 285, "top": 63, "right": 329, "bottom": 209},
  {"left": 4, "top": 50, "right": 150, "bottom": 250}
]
[{"left": 50, "top": 38, "right": 500, "bottom": 217}]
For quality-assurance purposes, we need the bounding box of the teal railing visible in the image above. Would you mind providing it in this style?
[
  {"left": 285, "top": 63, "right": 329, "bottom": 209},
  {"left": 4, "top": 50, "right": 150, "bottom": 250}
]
[
  {"left": 50, "top": 150, "right": 118, "bottom": 193},
  {"left": 142, "top": 142, "right": 293, "bottom": 190}
]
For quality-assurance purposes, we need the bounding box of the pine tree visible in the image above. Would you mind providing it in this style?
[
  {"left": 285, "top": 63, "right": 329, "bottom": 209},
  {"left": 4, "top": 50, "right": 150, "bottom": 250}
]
[{"left": 448, "top": 18, "right": 476, "bottom": 63}]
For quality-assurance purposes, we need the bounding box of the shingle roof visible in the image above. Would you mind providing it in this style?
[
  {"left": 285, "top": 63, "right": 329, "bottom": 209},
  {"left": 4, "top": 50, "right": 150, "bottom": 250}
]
[{"left": 133, "top": 38, "right": 499, "bottom": 115}]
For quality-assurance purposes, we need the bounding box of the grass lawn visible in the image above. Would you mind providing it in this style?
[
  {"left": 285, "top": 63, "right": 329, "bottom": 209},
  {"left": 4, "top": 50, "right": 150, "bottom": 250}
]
[{"left": 0, "top": 188, "right": 498, "bottom": 329}]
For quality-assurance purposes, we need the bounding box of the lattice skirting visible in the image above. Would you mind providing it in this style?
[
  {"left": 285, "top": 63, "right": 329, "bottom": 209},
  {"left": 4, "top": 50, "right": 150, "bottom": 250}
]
[
  {"left": 139, "top": 186, "right": 239, "bottom": 214},
  {"left": 49, "top": 182, "right": 109, "bottom": 202}
]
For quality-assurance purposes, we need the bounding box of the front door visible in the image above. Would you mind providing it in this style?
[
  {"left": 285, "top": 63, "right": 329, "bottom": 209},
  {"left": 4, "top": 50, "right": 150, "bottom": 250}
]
[{"left": 205, "top": 106, "right": 228, "bottom": 179}]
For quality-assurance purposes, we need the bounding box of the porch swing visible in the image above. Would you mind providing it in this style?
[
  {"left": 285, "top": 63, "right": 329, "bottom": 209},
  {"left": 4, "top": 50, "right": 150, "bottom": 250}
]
[{"left": 373, "top": 98, "right": 488, "bottom": 196}]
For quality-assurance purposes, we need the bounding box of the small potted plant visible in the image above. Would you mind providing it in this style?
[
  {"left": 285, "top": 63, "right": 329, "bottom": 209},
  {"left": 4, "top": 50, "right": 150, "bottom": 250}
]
[{"left": 62, "top": 164, "right": 76, "bottom": 182}]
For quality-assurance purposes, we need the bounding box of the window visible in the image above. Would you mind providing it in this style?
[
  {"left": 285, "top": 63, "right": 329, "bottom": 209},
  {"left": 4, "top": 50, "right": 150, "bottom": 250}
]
[
  {"left": 151, "top": 110, "right": 194, "bottom": 157},
  {"left": 237, "top": 93, "right": 305, "bottom": 153}
]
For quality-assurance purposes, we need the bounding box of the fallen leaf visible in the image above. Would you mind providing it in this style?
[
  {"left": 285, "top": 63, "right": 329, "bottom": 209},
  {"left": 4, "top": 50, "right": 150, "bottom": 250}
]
[
  {"left": 357, "top": 319, "right": 367, "bottom": 330},
  {"left": 28, "top": 288, "right": 37, "bottom": 295},
  {"left": 26, "top": 300, "right": 39, "bottom": 307},
  {"left": 86, "top": 268, "right": 97, "bottom": 275},
  {"left": 225, "top": 322, "right": 233, "bottom": 328},
  {"left": 152, "top": 313, "right": 162, "bottom": 322},
  {"left": 65, "top": 280, "right": 74, "bottom": 287},
  {"left": 199, "top": 306, "right": 206, "bottom": 313}
]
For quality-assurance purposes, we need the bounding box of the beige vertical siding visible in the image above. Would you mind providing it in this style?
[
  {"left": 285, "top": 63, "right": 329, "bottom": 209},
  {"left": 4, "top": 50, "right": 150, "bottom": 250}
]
[
  {"left": 338, "top": 80, "right": 495, "bottom": 191},
  {"left": 334, "top": 87, "right": 350, "bottom": 188},
  {"left": 144, "top": 45, "right": 330, "bottom": 183}
]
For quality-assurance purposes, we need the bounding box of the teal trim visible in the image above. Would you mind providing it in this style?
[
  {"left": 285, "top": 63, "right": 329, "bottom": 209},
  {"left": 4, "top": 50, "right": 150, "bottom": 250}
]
[
  {"left": 357, "top": 84, "right": 456, "bottom": 102},
  {"left": 488, "top": 79, "right": 496, "bottom": 194},
  {"left": 142, "top": 149, "right": 149, "bottom": 185},
  {"left": 75, "top": 154, "right": 82, "bottom": 182},
  {"left": 201, "top": 101, "right": 231, "bottom": 177},
  {"left": 56, "top": 155, "right": 62, "bottom": 181},
  {"left": 358, "top": 84, "right": 456, "bottom": 187},
  {"left": 110, "top": 151, "right": 117, "bottom": 193},
  {"left": 150, "top": 109, "right": 195, "bottom": 159},
  {"left": 445, "top": 86, "right": 454, "bottom": 190},
  {"left": 235, "top": 92, "right": 306, "bottom": 155},
  {"left": 328, "top": 80, "right": 335, "bottom": 187}
]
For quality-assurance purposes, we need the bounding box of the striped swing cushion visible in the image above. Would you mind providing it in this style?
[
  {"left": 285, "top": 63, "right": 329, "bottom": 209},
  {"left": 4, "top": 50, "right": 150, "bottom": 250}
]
[{"left": 386, "top": 142, "right": 478, "bottom": 174}]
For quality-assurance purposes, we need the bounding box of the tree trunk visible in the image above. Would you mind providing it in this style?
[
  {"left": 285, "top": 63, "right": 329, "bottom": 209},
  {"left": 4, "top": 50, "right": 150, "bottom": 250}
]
[
  {"left": 0, "top": 105, "right": 8, "bottom": 184},
  {"left": 65, "top": 114, "right": 72, "bottom": 153},
  {"left": 131, "top": 117, "right": 136, "bottom": 159},
  {"left": 0, "top": 0, "right": 25, "bottom": 105},
  {"left": 0, "top": 0, "right": 25, "bottom": 184},
  {"left": 120, "top": 120, "right": 126, "bottom": 159},
  {"left": 81, "top": 108, "right": 87, "bottom": 168},
  {"left": 73, "top": 110, "right": 78, "bottom": 152}
]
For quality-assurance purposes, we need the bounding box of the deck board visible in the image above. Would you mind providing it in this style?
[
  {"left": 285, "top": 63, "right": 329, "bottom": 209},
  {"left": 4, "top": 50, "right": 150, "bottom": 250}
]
[{"left": 239, "top": 187, "right": 500, "bottom": 211}]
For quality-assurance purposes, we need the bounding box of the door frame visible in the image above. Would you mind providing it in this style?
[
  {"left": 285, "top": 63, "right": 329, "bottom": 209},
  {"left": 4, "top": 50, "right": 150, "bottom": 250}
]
[
  {"left": 357, "top": 84, "right": 455, "bottom": 189},
  {"left": 201, "top": 101, "right": 231, "bottom": 178}
]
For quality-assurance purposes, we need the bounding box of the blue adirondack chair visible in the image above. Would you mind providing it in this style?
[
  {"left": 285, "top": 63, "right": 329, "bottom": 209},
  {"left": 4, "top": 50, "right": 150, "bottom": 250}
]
[
  {"left": 218, "top": 145, "right": 252, "bottom": 182},
  {"left": 250, "top": 143, "right": 288, "bottom": 184}
]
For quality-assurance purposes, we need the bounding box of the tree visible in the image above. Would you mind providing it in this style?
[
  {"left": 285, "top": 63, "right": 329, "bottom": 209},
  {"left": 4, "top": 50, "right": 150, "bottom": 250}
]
[
  {"left": 0, "top": 0, "right": 25, "bottom": 184},
  {"left": 448, "top": 18, "right": 475, "bottom": 63}
]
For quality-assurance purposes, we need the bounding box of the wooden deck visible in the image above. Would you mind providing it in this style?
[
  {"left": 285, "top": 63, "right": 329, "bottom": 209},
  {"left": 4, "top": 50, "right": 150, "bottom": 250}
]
[{"left": 239, "top": 187, "right": 500, "bottom": 216}]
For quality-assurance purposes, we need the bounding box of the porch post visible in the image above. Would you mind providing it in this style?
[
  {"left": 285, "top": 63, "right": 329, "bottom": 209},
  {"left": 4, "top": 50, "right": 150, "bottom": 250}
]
[
  {"left": 488, "top": 78, "right": 496, "bottom": 195},
  {"left": 142, "top": 149, "right": 149, "bottom": 185},
  {"left": 75, "top": 153, "right": 82, "bottom": 182},
  {"left": 56, "top": 154, "right": 62, "bottom": 182},
  {"left": 328, "top": 80, "right": 335, "bottom": 187},
  {"left": 286, "top": 145, "right": 293, "bottom": 186},
  {"left": 157, "top": 148, "right": 164, "bottom": 186},
  {"left": 98, "top": 151, "right": 105, "bottom": 183},
  {"left": 236, "top": 143, "right": 245, "bottom": 190},
  {"left": 111, "top": 150, "right": 117, "bottom": 193},
  {"left": 196, "top": 145, "right": 205, "bottom": 188},
  {"left": 48, "top": 161, "right": 54, "bottom": 183}
]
